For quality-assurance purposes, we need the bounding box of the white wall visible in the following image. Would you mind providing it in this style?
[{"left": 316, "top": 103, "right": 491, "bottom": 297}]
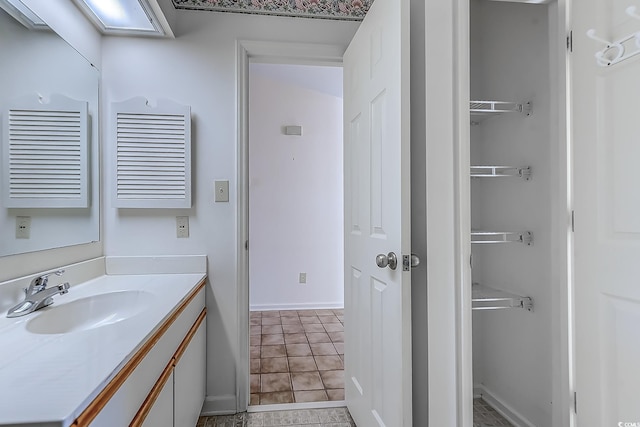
[
  {"left": 470, "top": 1, "right": 553, "bottom": 425},
  {"left": 248, "top": 63, "right": 344, "bottom": 311},
  {"left": 101, "top": 11, "right": 358, "bottom": 412}
]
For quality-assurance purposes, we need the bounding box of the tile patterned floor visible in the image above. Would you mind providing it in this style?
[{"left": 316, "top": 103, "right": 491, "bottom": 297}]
[
  {"left": 198, "top": 407, "right": 356, "bottom": 427},
  {"left": 473, "top": 398, "right": 513, "bottom": 427},
  {"left": 198, "top": 400, "right": 510, "bottom": 427},
  {"left": 250, "top": 309, "right": 345, "bottom": 405}
]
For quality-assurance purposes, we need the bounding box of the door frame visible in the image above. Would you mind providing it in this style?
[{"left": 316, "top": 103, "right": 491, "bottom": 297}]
[
  {"left": 451, "top": 1, "right": 573, "bottom": 426},
  {"left": 236, "top": 40, "right": 346, "bottom": 411}
]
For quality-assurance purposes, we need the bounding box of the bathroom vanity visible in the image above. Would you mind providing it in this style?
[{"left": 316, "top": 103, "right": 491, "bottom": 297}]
[{"left": 0, "top": 260, "right": 206, "bottom": 427}]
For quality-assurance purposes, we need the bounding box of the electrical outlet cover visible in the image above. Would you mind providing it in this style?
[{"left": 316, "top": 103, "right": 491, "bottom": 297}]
[
  {"left": 176, "top": 216, "right": 189, "bottom": 238},
  {"left": 16, "top": 216, "right": 31, "bottom": 239}
]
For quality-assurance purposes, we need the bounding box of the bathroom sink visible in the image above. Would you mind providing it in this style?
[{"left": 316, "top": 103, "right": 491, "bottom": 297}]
[{"left": 26, "top": 291, "right": 154, "bottom": 334}]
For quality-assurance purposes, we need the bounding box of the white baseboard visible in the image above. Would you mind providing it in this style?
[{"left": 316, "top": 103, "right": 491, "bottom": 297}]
[
  {"left": 200, "top": 394, "right": 237, "bottom": 416},
  {"left": 249, "top": 302, "right": 344, "bottom": 311},
  {"left": 473, "top": 386, "right": 483, "bottom": 399},
  {"left": 474, "top": 385, "right": 536, "bottom": 427}
]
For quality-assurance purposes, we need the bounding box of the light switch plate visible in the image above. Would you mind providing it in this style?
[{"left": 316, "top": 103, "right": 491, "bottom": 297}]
[{"left": 215, "top": 180, "right": 229, "bottom": 202}]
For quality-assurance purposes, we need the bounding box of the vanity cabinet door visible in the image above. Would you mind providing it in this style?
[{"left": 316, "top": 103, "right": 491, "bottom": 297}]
[
  {"left": 142, "top": 371, "right": 174, "bottom": 427},
  {"left": 174, "top": 320, "right": 206, "bottom": 427}
]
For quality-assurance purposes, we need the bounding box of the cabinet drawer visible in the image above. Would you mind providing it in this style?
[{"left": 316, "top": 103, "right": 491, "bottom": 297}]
[
  {"left": 142, "top": 370, "right": 173, "bottom": 427},
  {"left": 174, "top": 321, "right": 206, "bottom": 427}
]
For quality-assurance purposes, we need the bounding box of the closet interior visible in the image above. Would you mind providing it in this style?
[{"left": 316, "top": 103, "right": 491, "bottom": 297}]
[{"left": 469, "top": 0, "right": 559, "bottom": 425}]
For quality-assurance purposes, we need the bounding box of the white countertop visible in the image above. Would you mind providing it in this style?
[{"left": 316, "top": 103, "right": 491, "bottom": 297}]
[{"left": 0, "top": 272, "right": 206, "bottom": 427}]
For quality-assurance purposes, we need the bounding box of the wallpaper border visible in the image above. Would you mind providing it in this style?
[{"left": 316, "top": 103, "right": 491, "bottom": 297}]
[{"left": 172, "top": 0, "right": 370, "bottom": 21}]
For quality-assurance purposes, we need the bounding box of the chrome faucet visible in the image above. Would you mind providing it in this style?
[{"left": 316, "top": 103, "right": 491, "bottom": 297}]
[{"left": 6, "top": 269, "right": 70, "bottom": 318}]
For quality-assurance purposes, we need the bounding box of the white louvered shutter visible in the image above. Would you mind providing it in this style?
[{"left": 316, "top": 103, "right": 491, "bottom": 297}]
[
  {"left": 112, "top": 98, "right": 191, "bottom": 208},
  {"left": 1, "top": 94, "right": 89, "bottom": 208}
]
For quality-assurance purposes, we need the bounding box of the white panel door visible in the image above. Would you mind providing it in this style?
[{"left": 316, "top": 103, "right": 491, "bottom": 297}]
[
  {"left": 343, "top": 0, "right": 411, "bottom": 423},
  {"left": 573, "top": 0, "right": 640, "bottom": 425}
]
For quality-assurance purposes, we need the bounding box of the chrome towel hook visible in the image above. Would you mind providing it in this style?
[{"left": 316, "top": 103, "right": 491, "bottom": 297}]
[
  {"left": 587, "top": 4, "right": 640, "bottom": 67},
  {"left": 626, "top": 5, "right": 640, "bottom": 20}
]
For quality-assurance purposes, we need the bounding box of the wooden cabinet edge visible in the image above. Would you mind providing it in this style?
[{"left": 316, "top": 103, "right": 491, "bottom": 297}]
[
  {"left": 73, "top": 278, "right": 207, "bottom": 427},
  {"left": 130, "top": 308, "right": 207, "bottom": 427},
  {"left": 130, "top": 359, "right": 174, "bottom": 427}
]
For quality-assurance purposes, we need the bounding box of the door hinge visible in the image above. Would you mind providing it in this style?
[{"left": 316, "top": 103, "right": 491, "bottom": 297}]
[
  {"left": 567, "top": 31, "right": 573, "bottom": 52},
  {"left": 245, "top": 240, "right": 249, "bottom": 250},
  {"left": 571, "top": 210, "right": 575, "bottom": 232},
  {"left": 574, "top": 391, "right": 577, "bottom": 413}
]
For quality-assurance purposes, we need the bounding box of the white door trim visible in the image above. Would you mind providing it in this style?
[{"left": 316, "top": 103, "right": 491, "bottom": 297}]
[
  {"left": 550, "top": 2, "right": 574, "bottom": 426},
  {"left": 450, "top": 0, "right": 473, "bottom": 424},
  {"left": 422, "top": 0, "right": 472, "bottom": 424},
  {"left": 235, "top": 40, "right": 345, "bottom": 411}
]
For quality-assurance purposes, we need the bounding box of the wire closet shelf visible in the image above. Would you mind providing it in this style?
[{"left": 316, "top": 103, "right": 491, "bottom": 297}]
[
  {"left": 468, "top": 98, "right": 534, "bottom": 311},
  {"left": 472, "top": 283, "right": 533, "bottom": 311},
  {"left": 470, "top": 100, "right": 532, "bottom": 124},
  {"left": 470, "top": 166, "right": 531, "bottom": 180}
]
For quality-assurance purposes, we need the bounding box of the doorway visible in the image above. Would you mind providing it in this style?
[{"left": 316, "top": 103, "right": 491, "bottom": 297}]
[{"left": 247, "top": 61, "right": 345, "bottom": 407}]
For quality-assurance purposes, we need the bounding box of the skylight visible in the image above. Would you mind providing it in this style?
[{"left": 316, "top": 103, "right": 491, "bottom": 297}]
[{"left": 73, "top": 0, "right": 165, "bottom": 36}]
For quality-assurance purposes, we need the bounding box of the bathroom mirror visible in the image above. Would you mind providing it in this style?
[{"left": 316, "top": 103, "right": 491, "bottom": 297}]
[{"left": 0, "top": 4, "right": 100, "bottom": 257}]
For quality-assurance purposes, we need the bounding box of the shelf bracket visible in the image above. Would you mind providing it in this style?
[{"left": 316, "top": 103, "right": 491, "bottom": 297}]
[
  {"left": 469, "top": 100, "right": 532, "bottom": 124},
  {"left": 472, "top": 283, "right": 534, "bottom": 311},
  {"left": 470, "top": 166, "right": 531, "bottom": 180}
]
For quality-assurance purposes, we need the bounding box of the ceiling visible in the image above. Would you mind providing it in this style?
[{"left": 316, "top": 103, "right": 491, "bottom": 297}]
[{"left": 171, "top": 0, "right": 372, "bottom": 21}]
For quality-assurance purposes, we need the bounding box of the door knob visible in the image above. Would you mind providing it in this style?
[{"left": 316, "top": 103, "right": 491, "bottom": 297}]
[
  {"left": 411, "top": 254, "right": 420, "bottom": 268},
  {"left": 376, "top": 252, "right": 398, "bottom": 270}
]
